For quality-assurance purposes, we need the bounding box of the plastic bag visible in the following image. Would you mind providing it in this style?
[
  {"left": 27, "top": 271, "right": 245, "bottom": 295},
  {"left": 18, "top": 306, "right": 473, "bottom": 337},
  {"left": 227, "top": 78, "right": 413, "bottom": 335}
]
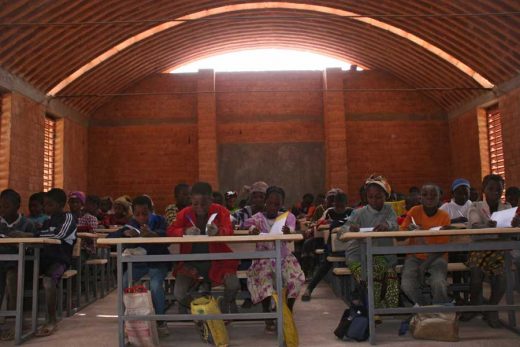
[
  {"left": 272, "top": 289, "right": 299, "bottom": 347},
  {"left": 191, "top": 296, "right": 229, "bottom": 347},
  {"left": 123, "top": 285, "right": 159, "bottom": 347},
  {"left": 410, "top": 310, "right": 459, "bottom": 342}
]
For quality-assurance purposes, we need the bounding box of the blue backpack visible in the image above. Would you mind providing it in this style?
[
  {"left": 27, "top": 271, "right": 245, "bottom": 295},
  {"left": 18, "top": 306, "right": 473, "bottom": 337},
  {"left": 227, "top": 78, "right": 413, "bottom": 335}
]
[{"left": 333, "top": 305, "right": 369, "bottom": 342}]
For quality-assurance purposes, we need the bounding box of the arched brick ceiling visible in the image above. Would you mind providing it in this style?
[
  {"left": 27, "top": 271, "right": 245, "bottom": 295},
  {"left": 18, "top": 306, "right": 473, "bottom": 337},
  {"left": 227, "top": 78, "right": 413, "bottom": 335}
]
[{"left": 0, "top": 1, "right": 518, "bottom": 115}]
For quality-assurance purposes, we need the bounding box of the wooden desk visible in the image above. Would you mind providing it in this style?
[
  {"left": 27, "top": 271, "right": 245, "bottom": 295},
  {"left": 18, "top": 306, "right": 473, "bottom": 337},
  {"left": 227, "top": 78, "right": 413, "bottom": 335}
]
[
  {"left": 0, "top": 238, "right": 60, "bottom": 345},
  {"left": 339, "top": 227, "right": 520, "bottom": 344},
  {"left": 98, "top": 234, "right": 303, "bottom": 347},
  {"left": 93, "top": 228, "right": 120, "bottom": 234}
]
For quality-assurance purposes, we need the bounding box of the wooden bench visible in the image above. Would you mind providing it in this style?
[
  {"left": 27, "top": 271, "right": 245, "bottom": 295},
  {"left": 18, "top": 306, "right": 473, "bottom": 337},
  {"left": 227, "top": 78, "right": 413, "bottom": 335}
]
[
  {"left": 332, "top": 262, "right": 470, "bottom": 277},
  {"left": 58, "top": 269, "right": 78, "bottom": 318}
]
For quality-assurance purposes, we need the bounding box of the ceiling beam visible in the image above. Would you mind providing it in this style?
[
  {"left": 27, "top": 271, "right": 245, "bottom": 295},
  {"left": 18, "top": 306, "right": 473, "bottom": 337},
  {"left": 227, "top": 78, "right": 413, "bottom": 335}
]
[
  {"left": 448, "top": 74, "right": 520, "bottom": 119},
  {"left": 0, "top": 66, "right": 89, "bottom": 126}
]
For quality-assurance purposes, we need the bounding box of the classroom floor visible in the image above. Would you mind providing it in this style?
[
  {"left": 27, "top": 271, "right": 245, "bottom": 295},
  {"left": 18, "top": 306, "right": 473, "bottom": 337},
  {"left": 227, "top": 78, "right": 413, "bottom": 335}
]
[{"left": 2, "top": 283, "right": 520, "bottom": 347}]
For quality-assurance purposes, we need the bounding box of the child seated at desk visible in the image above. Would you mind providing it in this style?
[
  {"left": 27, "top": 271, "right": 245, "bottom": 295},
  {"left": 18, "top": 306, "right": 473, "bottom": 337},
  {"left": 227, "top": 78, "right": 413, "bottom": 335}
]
[
  {"left": 69, "top": 192, "right": 98, "bottom": 257},
  {"left": 168, "top": 182, "right": 240, "bottom": 315},
  {"left": 337, "top": 175, "right": 399, "bottom": 309},
  {"left": 0, "top": 189, "right": 36, "bottom": 341},
  {"left": 27, "top": 192, "right": 48, "bottom": 230},
  {"left": 400, "top": 184, "right": 451, "bottom": 306},
  {"left": 462, "top": 174, "right": 511, "bottom": 327},
  {"left": 245, "top": 186, "right": 305, "bottom": 334},
  {"left": 302, "top": 192, "right": 352, "bottom": 301},
  {"left": 35, "top": 188, "right": 77, "bottom": 337},
  {"left": 107, "top": 195, "right": 170, "bottom": 335},
  {"left": 103, "top": 195, "right": 133, "bottom": 227}
]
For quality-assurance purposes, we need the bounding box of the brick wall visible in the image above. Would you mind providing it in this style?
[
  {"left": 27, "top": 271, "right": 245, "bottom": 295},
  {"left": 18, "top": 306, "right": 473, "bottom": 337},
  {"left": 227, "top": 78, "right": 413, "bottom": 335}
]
[
  {"left": 88, "top": 70, "right": 455, "bottom": 209},
  {"left": 344, "top": 70, "right": 451, "bottom": 202},
  {"left": 499, "top": 87, "right": 520, "bottom": 187},
  {"left": 0, "top": 92, "right": 45, "bottom": 213},
  {"left": 346, "top": 120, "right": 452, "bottom": 202},
  {"left": 87, "top": 124, "right": 198, "bottom": 213},
  {"left": 448, "top": 109, "right": 486, "bottom": 188},
  {"left": 62, "top": 117, "right": 88, "bottom": 193},
  {"left": 448, "top": 86, "right": 520, "bottom": 191}
]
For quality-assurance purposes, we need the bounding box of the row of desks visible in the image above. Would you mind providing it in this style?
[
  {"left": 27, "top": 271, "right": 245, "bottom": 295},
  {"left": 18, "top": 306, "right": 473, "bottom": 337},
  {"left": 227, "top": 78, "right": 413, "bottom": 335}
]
[
  {"left": 0, "top": 238, "right": 60, "bottom": 345},
  {"left": 98, "top": 234, "right": 303, "bottom": 347},
  {"left": 338, "top": 227, "right": 520, "bottom": 344}
]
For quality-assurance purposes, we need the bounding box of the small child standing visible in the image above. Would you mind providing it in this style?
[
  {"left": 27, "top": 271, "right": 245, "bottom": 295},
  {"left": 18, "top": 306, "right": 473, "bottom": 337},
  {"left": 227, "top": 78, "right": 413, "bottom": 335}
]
[{"left": 35, "top": 188, "right": 77, "bottom": 337}]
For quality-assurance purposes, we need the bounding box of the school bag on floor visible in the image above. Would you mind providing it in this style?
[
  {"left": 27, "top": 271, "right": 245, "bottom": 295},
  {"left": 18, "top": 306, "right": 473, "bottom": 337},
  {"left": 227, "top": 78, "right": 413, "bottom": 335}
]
[
  {"left": 410, "top": 310, "right": 459, "bottom": 342},
  {"left": 272, "top": 289, "right": 299, "bottom": 347},
  {"left": 191, "top": 296, "right": 229, "bottom": 347},
  {"left": 333, "top": 304, "right": 369, "bottom": 342},
  {"left": 123, "top": 285, "right": 160, "bottom": 347}
]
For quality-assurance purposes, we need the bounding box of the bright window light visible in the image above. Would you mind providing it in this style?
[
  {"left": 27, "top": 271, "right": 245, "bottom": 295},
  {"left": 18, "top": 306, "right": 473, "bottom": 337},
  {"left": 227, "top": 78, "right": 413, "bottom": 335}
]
[{"left": 170, "top": 49, "right": 357, "bottom": 73}]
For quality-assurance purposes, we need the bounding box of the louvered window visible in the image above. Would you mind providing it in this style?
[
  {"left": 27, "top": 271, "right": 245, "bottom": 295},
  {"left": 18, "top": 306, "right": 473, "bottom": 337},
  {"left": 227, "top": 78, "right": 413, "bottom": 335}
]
[
  {"left": 43, "top": 116, "right": 56, "bottom": 192},
  {"left": 487, "top": 106, "right": 505, "bottom": 179}
]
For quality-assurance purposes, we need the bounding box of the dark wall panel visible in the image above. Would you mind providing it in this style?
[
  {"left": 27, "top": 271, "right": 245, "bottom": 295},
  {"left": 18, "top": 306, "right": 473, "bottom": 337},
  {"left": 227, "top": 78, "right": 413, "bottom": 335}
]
[{"left": 218, "top": 142, "right": 325, "bottom": 207}]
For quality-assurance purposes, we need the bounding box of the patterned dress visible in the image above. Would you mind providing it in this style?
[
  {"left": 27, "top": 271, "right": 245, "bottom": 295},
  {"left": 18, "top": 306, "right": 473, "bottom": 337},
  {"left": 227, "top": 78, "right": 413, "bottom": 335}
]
[{"left": 244, "top": 212, "right": 305, "bottom": 303}]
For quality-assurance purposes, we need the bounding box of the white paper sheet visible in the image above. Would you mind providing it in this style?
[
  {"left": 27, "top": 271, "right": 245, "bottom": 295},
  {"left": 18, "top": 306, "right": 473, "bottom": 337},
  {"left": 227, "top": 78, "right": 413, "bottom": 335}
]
[
  {"left": 429, "top": 226, "right": 442, "bottom": 231},
  {"left": 207, "top": 213, "right": 218, "bottom": 225},
  {"left": 491, "top": 207, "right": 518, "bottom": 228},
  {"left": 270, "top": 212, "right": 289, "bottom": 235},
  {"left": 360, "top": 227, "right": 374, "bottom": 232}
]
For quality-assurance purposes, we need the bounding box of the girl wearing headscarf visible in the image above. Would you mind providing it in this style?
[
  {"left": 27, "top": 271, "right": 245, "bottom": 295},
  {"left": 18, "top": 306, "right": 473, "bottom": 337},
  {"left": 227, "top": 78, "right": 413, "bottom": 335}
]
[
  {"left": 104, "top": 195, "right": 133, "bottom": 226},
  {"left": 337, "top": 175, "right": 400, "bottom": 308}
]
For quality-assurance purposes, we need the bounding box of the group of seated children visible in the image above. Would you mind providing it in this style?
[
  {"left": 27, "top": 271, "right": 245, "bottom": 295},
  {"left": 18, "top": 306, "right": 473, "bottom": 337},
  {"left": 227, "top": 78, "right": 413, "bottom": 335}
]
[
  {"left": 0, "top": 188, "right": 76, "bottom": 339},
  {"left": 1, "top": 172, "right": 519, "bottom": 340}
]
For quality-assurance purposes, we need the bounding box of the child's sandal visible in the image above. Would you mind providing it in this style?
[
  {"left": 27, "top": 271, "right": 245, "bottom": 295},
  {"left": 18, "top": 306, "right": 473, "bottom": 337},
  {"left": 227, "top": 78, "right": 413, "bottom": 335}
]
[
  {"left": 0, "top": 329, "right": 14, "bottom": 341},
  {"left": 35, "top": 324, "right": 57, "bottom": 337}
]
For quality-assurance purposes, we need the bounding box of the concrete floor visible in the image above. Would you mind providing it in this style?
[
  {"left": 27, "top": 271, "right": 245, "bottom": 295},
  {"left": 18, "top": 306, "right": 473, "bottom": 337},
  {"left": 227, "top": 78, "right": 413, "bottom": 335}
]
[{"left": 2, "top": 283, "right": 520, "bottom": 347}]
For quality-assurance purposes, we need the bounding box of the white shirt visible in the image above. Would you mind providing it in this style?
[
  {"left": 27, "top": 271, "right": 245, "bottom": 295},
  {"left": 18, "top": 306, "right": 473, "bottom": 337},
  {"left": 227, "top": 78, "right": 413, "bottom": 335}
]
[{"left": 440, "top": 199, "right": 473, "bottom": 219}]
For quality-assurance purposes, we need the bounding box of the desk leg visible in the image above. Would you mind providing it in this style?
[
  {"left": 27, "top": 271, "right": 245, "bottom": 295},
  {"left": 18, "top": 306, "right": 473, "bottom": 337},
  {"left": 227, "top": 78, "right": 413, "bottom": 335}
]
[
  {"left": 76, "top": 256, "right": 82, "bottom": 311},
  {"left": 117, "top": 244, "right": 125, "bottom": 347},
  {"left": 366, "top": 238, "right": 376, "bottom": 345},
  {"left": 504, "top": 252, "right": 516, "bottom": 327},
  {"left": 14, "top": 243, "right": 26, "bottom": 345},
  {"left": 31, "top": 247, "right": 40, "bottom": 334},
  {"left": 275, "top": 240, "right": 284, "bottom": 347},
  {"left": 128, "top": 261, "right": 133, "bottom": 288}
]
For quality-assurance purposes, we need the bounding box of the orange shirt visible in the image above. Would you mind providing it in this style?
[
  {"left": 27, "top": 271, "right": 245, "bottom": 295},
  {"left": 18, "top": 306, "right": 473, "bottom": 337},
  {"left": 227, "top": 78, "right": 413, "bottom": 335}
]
[{"left": 400, "top": 205, "right": 451, "bottom": 260}]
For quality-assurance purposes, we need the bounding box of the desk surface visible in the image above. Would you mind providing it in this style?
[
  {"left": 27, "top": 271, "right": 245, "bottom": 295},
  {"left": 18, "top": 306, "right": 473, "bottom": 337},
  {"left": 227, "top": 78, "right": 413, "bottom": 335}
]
[
  {"left": 93, "top": 228, "right": 120, "bottom": 233},
  {"left": 77, "top": 232, "right": 108, "bottom": 239},
  {"left": 98, "top": 233, "right": 303, "bottom": 245},
  {"left": 338, "top": 227, "right": 520, "bottom": 240},
  {"left": 0, "top": 237, "right": 61, "bottom": 244}
]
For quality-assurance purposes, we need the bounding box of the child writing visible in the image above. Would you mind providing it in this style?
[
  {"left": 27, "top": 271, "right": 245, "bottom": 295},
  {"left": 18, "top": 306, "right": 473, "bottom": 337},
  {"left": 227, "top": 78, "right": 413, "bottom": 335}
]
[
  {"left": 107, "top": 195, "right": 170, "bottom": 335},
  {"left": 245, "top": 186, "right": 305, "bottom": 334},
  {"left": 35, "top": 188, "right": 77, "bottom": 337},
  {"left": 462, "top": 174, "right": 511, "bottom": 327},
  {"left": 400, "top": 184, "right": 451, "bottom": 306},
  {"left": 337, "top": 175, "right": 399, "bottom": 308},
  {"left": 168, "top": 182, "right": 240, "bottom": 315}
]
